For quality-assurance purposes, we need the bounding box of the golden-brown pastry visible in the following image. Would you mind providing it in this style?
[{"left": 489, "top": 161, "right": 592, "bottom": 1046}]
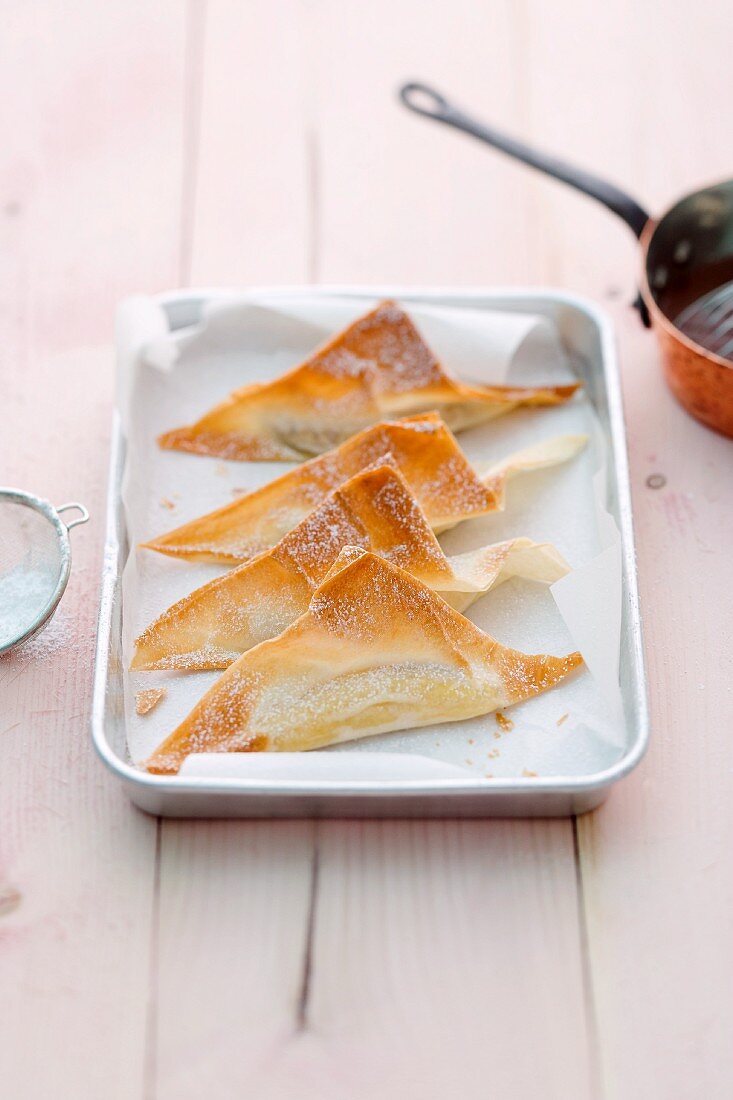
[
  {"left": 132, "top": 463, "right": 569, "bottom": 671},
  {"left": 158, "top": 300, "right": 579, "bottom": 460},
  {"left": 144, "top": 548, "right": 582, "bottom": 774},
  {"left": 143, "top": 412, "right": 586, "bottom": 563},
  {"left": 135, "top": 687, "right": 167, "bottom": 715}
]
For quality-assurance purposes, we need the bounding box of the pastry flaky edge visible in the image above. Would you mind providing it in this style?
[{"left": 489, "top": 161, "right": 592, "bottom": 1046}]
[
  {"left": 157, "top": 299, "right": 580, "bottom": 461},
  {"left": 143, "top": 548, "right": 583, "bottom": 775},
  {"left": 132, "top": 462, "right": 570, "bottom": 672},
  {"left": 142, "top": 412, "right": 588, "bottom": 564}
]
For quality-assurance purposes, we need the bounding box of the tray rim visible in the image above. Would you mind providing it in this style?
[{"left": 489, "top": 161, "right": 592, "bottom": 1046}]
[{"left": 92, "top": 284, "right": 649, "bottom": 809}]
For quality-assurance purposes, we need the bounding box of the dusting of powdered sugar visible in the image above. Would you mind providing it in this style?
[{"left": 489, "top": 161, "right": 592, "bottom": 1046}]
[
  {"left": 307, "top": 301, "right": 449, "bottom": 394},
  {"left": 0, "top": 564, "right": 58, "bottom": 649}
]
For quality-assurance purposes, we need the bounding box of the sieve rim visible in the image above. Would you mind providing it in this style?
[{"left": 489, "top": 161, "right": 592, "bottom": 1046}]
[{"left": 0, "top": 487, "right": 74, "bottom": 655}]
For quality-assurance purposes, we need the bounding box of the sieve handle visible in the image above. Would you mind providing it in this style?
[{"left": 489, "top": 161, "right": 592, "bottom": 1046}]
[{"left": 57, "top": 502, "right": 90, "bottom": 531}]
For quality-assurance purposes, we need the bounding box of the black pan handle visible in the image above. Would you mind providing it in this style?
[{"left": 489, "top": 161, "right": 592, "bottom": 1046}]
[{"left": 399, "top": 81, "right": 650, "bottom": 240}]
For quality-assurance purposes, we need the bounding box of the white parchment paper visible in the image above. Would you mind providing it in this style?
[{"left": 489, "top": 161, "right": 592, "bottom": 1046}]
[{"left": 118, "top": 291, "right": 625, "bottom": 781}]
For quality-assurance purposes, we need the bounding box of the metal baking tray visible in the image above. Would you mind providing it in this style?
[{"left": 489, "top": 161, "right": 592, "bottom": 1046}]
[{"left": 92, "top": 286, "right": 648, "bottom": 817}]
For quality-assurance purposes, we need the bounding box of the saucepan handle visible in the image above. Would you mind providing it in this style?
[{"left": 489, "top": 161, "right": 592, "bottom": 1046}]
[{"left": 399, "top": 81, "right": 651, "bottom": 240}]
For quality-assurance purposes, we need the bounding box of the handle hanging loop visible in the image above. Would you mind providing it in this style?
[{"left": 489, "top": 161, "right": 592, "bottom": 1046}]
[{"left": 57, "top": 502, "right": 90, "bottom": 531}]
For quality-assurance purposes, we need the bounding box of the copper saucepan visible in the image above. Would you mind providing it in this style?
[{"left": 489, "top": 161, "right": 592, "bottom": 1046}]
[{"left": 400, "top": 81, "right": 733, "bottom": 438}]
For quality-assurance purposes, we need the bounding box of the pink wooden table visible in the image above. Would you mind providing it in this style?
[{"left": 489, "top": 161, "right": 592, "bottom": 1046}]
[{"left": 1, "top": 3, "right": 732, "bottom": 1097}]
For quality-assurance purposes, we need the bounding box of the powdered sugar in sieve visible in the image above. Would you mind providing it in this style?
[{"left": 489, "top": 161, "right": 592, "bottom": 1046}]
[{"left": 0, "top": 489, "right": 88, "bottom": 654}]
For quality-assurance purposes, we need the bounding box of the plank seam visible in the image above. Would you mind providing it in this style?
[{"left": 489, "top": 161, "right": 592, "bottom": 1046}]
[
  {"left": 295, "top": 822, "right": 320, "bottom": 1031},
  {"left": 178, "top": 0, "right": 208, "bottom": 286},
  {"left": 306, "top": 126, "right": 321, "bottom": 284},
  {"left": 143, "top": 816, "right": 163, "bottom": 1100},
  {"left": 572, "top": 814, "right": 605, "bottom": 1100}
]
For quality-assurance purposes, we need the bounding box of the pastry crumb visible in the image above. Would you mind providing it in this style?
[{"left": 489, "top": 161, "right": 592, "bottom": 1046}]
[
  {"left": 464, "top": 758, "right": 473, "bottom": 766},
  {"left": 522, "top": 768, "right": 538, "bottom": 778},
  {"left": 556, "top": 712, "right": 569, "bottom": 726},
  {"left": 487, "top": 748, "right": 500, "bottom": 759},
  {"left": 136, "top": 687, "right": 167, "bottom": 716},
  {"left": 231, "top": 487, "right": 249, "bottom": 497},
  {"left": 467, "top": 738, "right": 475, "bottom": 745},
  {"left": 215, "top": 463, "right": 228, "bottom": 476},
  {"left": 495, "top": 711, "right": 514, "bottom": 732},
  {"left": 159, "top": 497, "right": 176, "bottom": 511}
]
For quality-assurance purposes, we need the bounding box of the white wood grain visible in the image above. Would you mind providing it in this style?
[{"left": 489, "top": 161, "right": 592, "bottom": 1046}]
[
  {"left": 582, "top": 349, "right": 733, "bottom": 1099},
  {"left": 154, "top": 822, "right": 593, "bottom": 1100},
  {"left": 147, "top": 4, "right": 594, "bottom": 1099},
  {"left": 303, "top": 820, "right": 593, "bottom": 1100},
  {"left": 0, "top": 3, "right": 187, "bottom": 1097},
  {"left": 523, "top": 3, "right": 733, "bottom": 1096},
  {"left": 306, "top": 4, "right": 596, "bottom": 1096},
  {"left": 310, "top": 0, "right": 540, "bottom": 286},
  {"left": 2, "top": 2, "right": 731, "bottom": 1097},
  {"left": 186, "top": 0, "right": 311, "bottom": 286},
  {"left": 154, "top": 822, "right": 316, "bottom": 1100},
  {"left": 152, "top": 8, "right": 319, "bottom": 1100}
]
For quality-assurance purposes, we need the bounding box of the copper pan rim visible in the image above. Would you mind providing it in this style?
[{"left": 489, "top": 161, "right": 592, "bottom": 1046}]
[{"left": 638, "top": 182, "right": 733, "bottom": 371}]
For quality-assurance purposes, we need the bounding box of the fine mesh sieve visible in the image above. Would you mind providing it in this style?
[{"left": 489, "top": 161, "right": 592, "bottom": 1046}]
[{"left": 0, "top": 489, "right": 89, "bottom": 655}]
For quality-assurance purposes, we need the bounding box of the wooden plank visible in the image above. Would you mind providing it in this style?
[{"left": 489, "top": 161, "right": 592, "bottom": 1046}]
[
  {"left": 154, "top": 822, "right": 316, "bottom": 1100},
  {"left": 303, "top": 820, "right": 593, "bottom": 1100},
  {"left": 0, "top": 3, "right": 187, "bottom": 1097},
  {"left": 296, "top": 4, "right": 595, "bottom": 1097},
  {"left": 7, "top": 2, "right": 721, "bottom": 1096},
  {"left": 185, "top": 0, "right": 311, "bottom": 286},
  {"left": 309, "top": 0, "right": 539, "bottom": 286},
  {"left": 153, "top": 5, "right": 317, "bottom": 1098},
  {"left": 152, "top": 1, "right": 596, "bottom": 1094},
  {"left": 581, "top": 342, "right": 733, "bottom": 1098},
  {"left": 524, "top": 2, "right": 733, "bottom": 1095},
  {"left": 154, "top": 822, "right": 592, "bottom": 1100}
]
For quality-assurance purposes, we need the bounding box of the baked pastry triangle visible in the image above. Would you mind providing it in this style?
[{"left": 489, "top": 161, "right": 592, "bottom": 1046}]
[
  {"left": 132, "top": 463, "right": 569, "bottom": 671},
  {"left": 143, "top": 413, "right": 586, "bottom": 563},
  {"left": 158, "top": 300, "right": 579, "bottom": 461},
  {"left": 144, "top": 548, "right": 582, "bottom": 774}
]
